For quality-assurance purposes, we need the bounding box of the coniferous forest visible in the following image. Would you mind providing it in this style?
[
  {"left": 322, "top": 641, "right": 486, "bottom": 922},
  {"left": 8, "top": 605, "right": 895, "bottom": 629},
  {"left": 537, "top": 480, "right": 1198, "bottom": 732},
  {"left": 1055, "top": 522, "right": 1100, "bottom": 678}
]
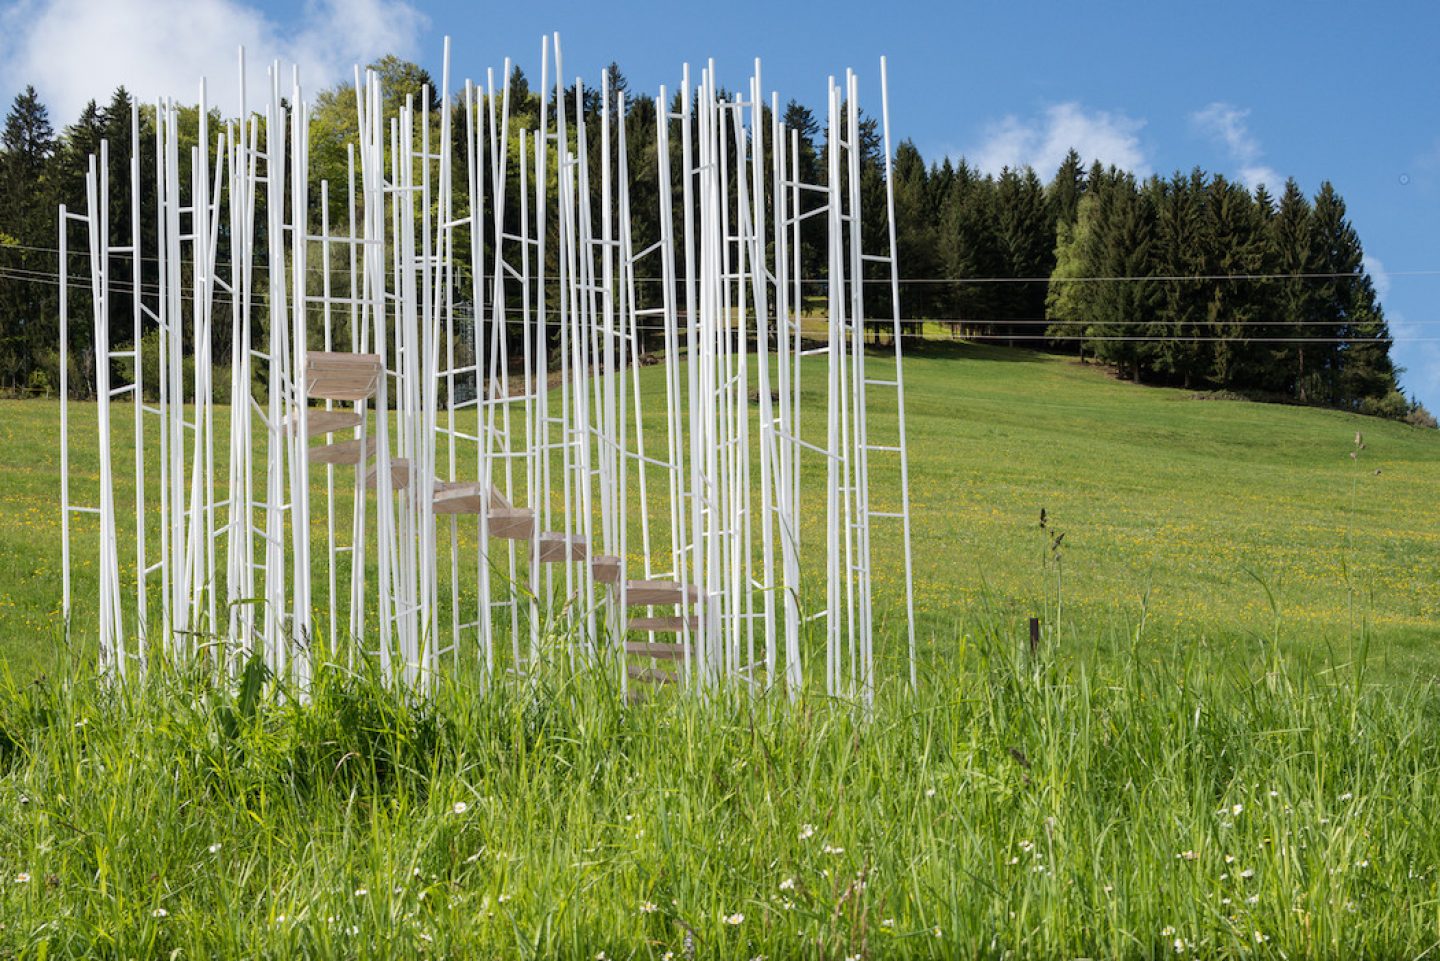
[{"left": 0, "top": 59, "right": 1429, "bottom": 424}]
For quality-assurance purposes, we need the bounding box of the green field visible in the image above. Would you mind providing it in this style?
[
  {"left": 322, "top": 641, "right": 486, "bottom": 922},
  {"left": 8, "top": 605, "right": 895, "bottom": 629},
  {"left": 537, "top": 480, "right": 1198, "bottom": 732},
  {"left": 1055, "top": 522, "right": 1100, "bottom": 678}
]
[
  {"left": 2, "top": 345, "right": 1439, "bottom": 958},
  {"left": 3, "top": 343, "right": 1437, "bottom": 680}
]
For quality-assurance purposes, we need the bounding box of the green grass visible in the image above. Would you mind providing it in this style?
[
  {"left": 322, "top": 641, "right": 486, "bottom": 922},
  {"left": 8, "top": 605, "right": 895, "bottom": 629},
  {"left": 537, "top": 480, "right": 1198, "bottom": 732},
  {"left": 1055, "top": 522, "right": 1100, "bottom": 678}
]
[
  {"left": 2, "top": 638, "right": 1438, "bottom": 958},
  {"left": 1, "top": 344, "right": 1439, "bottom": 956},
  {"left": 4, "top": 342, "right": 1437, "bottom": 681}
]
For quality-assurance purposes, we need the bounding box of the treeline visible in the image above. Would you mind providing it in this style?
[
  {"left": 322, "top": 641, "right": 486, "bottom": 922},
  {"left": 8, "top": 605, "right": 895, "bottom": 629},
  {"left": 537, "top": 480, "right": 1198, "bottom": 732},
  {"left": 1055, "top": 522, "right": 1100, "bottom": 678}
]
[
  {"left": 0, "top": 60, "right": 1429, "bottom": 423},
  {"left": 892, "top": 147, "right": 1421, "bottom": 420}
]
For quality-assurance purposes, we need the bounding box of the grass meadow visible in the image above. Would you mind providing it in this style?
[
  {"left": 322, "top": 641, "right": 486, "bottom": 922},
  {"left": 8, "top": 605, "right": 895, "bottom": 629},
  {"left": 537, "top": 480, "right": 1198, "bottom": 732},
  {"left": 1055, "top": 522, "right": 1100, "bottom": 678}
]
[{"left": 1, "top": 343, "right": 1438, "bottom": 957}]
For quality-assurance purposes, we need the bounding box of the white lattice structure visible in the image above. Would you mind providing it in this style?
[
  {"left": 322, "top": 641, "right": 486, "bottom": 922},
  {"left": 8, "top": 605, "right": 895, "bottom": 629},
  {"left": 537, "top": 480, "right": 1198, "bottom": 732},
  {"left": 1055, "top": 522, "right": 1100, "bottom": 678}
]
[{"left": 59, "top": 35, "right": 916, "bottom": 705}]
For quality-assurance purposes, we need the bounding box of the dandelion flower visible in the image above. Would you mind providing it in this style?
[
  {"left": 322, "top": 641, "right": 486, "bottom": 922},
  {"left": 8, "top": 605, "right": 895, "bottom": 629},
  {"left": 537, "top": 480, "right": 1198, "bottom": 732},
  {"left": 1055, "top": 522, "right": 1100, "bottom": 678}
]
[
  {"left": 723, "top": 912, "right": 744, "bottom": 925},
  {"left": 452, "top": 801, "right": 468, "bottom": 815}
]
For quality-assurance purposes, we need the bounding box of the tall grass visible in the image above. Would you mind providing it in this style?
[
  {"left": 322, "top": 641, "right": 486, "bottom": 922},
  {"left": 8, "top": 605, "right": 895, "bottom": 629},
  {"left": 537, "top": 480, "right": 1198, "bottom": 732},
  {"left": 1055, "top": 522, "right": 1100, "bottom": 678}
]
[{"left": 1, "top": 625, "right": 1437, "bottom": 960}]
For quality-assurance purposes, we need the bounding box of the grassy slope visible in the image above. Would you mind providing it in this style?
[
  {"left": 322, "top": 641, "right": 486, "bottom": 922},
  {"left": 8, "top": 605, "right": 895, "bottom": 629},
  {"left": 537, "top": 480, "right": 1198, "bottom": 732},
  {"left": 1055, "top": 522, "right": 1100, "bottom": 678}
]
[
  {"left": 2, "top": 346, "right": 1439, "bottom": 958},
  {"left": 1, "top": 343, "right": 1437, "bottom": 682}
]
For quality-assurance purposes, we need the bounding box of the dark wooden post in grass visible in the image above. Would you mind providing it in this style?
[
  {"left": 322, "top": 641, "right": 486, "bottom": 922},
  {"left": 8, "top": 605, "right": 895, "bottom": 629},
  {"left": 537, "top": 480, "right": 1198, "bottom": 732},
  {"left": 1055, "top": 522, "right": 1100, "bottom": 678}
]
[{"left": 1028, "top": 617, "right": 1041, "bottom": 655}]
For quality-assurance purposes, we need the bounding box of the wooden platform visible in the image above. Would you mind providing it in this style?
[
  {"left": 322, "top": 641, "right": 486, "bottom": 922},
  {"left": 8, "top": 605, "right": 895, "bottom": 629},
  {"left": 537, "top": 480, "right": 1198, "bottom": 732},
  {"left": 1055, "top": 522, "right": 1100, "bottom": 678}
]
[
  {"left": 362, "top": 457, "right": 412, "bottom": 491},
  {"left": 309, "top": 436, "right": 376, "bottom": 466},
  {"left": 286, "top": 409, "right": 363, "bottom": 437},
  {"left": 591, "top": 554, "right": 622, "bottom": 585},
  {"left": 306, "top": 352, "right": 383, "bottom": 402},
  {"left": 628, "top": 615, "right": 696, "bottom": 633},
  {"left": 625, "top": 641, "right": 685, "bottom": 660},
  {"left": 537, "top": 532, "right": 588, "bottom": 563},
  {"left": 627, "top": 664, "right": 676, "bottom": 685},
  {"left": 432, "top": 483, "right": 513, "bottom": 515},
  {"left": 625, "top": 579, "right": 701, "bottom": 606},
  {"left": 488, "top": 508, "right": 537, "bottom": 540}
]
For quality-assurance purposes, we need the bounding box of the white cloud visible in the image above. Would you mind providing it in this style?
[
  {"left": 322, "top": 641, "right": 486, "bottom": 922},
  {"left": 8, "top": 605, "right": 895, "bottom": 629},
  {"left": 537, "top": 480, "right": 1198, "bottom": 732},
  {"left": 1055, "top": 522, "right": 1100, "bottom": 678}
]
[
  {"left": 1190, "top": 101, "right": 1281, "bottom": 191},
  {"left": 1363, "top": 254, "right": 1390, "bottom": 300},
  {"left": 0, "top": 0, "right": 427, "bottom": 122},
  {"left": 966, "top": 102, "right": 1149, "bottom": 177}
]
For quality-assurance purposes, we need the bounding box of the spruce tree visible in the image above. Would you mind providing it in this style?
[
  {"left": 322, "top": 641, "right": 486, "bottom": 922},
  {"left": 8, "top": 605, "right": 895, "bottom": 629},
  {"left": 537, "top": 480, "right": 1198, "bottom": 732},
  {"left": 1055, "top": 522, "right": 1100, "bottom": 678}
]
[
  {"left": 1269, "top": 179, "right": 1320, "bottom": 399},
  {"left": 0, "top": 86, "right": 58, "bottom": 390}
]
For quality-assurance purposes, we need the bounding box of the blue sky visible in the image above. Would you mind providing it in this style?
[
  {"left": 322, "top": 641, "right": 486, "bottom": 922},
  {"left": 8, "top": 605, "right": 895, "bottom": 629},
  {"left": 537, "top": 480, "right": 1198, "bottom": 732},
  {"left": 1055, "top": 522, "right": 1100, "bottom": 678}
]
[{"left": 3, "top": 0, "right": 1437, "bottom": 410}]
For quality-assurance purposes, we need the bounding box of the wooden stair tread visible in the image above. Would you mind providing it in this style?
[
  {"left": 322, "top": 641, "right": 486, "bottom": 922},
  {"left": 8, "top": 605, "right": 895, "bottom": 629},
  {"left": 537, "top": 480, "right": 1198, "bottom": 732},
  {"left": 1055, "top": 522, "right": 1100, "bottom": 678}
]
[
  {"left": 433, "top": 483, "right": 514, "bottom": 515},
  {"left": 286, "top": 409, "right": 363, "bottom": 437},
  {"left": 625, "top": 641, "right": 685, "bottom": 660},
  {"left": 306, "top": 352, "right": 383, "bottom": 401},
  {"left": 591, "top": 554, "right": 622, "bottom": 584},
  {"left": 309, "top": 436, "right": 376, "bottom": 466},
  {"left": 537, "top": 532, "right": 588, "bottom": 563},
  {"left": 627, "top": 665, "right": 676, "bottom": 684},
  {"left": 362, "top": 457, "right": 412, "bottom": 490},
  {"left": 625, "top": 579, "right": 701, "bottom": 606},
  {"left": 628, "top": 615, "right": 696, "bottom": 633},
  {"left": 488, "top": 508, "right": 536, "bottom": 540}
]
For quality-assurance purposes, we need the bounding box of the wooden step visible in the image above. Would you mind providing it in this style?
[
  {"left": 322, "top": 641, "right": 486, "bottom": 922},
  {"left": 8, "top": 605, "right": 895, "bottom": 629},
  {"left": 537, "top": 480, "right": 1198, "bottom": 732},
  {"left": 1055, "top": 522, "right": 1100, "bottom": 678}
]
[
  {"left": 306, "top": 352, "right": 383, "bottom": 401},
  {"left": 628, "top": 615, "right": 696, "bottom": 633},
  {"left": 625, "top": 641, "right": 685, "bottom": 660},
  {"left": 309, "top": 436, "right": 376, "bottom": 466},
  {"left": 627, "top": 664, "right": 676, "bottom": 685},
  {"left": 537, "top": 532, "right": 588, "bottom": 563},
  {"left": 625, "top": 579, "right": 701, "bottom": 607},
  {"left": 591, "top": 554, "right": 622, "bottom": 585},
  {"left": 286, "top": 409, "right": 363, "bottom": 437},
  {"left": 488, "top": 508, "right": 537, "bottom": 540},
  {"left": 432, "top": 482, "right": 512, "bottom": 514},
  {"left": 362, "top": 457, "right": 412, "bottom": 491}
]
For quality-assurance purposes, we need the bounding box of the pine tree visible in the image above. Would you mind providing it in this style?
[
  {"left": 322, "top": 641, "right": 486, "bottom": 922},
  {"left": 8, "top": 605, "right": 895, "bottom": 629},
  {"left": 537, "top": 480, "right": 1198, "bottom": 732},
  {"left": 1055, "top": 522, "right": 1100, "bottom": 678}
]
[
  {"left": 992, "top": 167, "right": 1054, "bottom": 343},
  {"left": 1046, "top": 149, "right": 1086, "bottom": 227},
  {"left": 1150, "top": 169, "right": 1211, "bottom": 387},
  {"left": 1088, "top": 173, "right": 1159, "bottom": 381},
  {"left": 937, "top": 164, "right": 1001, "bottom": 334},
  {"left": 1269, "top": 179, "right": 1320, "bottom": 399},
  {"left": 1308, "top": 182, "right": 1397, "bottom": 407},
  {"left": 0, "top": 86, "right": 58, "bottom": 390},
  {"left": 1204, "top": 174, "right": 1266, "bottom": 387},
  {"left": 891, "top": 140, "right": 937, "bottom": 323}
]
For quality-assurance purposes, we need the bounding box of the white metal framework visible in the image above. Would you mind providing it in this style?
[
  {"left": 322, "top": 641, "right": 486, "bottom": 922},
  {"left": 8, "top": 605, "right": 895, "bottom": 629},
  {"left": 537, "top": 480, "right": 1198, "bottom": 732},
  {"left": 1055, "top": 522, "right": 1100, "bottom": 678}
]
[{"left": 58, "top": 36, "right": 916, "bottom": 706}]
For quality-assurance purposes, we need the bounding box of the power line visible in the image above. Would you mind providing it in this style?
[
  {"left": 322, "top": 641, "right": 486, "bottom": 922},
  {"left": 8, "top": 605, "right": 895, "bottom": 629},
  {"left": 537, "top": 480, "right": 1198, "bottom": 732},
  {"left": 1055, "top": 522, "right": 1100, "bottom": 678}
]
[
  {"left": 7, "top": 268, "right": 1440, "bottom": 343},
  {"left": 6, "top": 241, "right": 1439, "bottom": 285}
]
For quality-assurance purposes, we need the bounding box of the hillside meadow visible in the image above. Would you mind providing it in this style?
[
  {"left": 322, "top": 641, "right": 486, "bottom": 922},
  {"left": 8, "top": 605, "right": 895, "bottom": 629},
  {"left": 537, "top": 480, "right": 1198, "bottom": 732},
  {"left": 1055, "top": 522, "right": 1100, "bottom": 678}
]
[
  {"left": 1, "top": 345, "right": 1438, "bottom": 958},
  {"left": 2, "top": 343, "right": 1436, "bottom": 682}
]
